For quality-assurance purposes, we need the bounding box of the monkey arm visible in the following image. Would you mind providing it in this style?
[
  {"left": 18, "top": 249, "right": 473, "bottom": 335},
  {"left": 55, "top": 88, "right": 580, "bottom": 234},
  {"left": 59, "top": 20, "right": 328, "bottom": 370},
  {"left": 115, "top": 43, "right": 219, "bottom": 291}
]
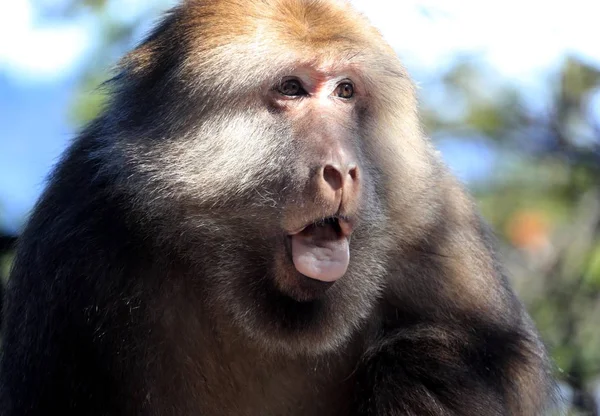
[{"left": 353, "top": 317, "right": 553, "bottom": 416}]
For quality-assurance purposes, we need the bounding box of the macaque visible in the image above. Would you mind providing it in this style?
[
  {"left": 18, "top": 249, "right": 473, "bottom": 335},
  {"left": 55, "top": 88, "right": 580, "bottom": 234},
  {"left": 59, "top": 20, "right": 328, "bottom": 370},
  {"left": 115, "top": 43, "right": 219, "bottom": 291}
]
[{"left": 0, "top": 0, "right": 557, "bottom": 415}]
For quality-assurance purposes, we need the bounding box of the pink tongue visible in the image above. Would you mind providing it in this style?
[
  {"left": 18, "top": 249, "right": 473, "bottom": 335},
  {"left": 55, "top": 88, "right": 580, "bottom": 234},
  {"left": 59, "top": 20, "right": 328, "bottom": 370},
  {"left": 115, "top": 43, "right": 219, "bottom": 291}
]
[{"left": 291, "top": 225, "right": 350, "bottom": 282}]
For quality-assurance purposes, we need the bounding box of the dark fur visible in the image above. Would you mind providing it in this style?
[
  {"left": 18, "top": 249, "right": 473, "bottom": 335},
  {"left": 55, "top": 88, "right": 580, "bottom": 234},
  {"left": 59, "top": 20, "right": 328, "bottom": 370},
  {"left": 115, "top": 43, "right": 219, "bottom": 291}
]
[{"left": 0, "top": 1, "right": 557, "bottom": 415}]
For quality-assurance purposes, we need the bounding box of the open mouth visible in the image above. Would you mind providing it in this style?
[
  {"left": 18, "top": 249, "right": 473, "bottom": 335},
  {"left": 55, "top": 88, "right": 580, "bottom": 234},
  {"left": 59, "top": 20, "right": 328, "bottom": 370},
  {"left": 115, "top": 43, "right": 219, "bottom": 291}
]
[{"left": 287, "top": 216, "right": 353, "bottom": 282}]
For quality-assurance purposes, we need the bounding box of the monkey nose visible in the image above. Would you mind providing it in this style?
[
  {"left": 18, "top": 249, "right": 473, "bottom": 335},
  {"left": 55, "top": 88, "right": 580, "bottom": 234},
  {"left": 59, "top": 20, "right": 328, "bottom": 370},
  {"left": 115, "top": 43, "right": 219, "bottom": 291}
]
[
  {"left": 319, "top": 162, "right": 360, "bottom": 212},
  {"left": 322, "top": 164, "right": 358, "bottom": 192}
]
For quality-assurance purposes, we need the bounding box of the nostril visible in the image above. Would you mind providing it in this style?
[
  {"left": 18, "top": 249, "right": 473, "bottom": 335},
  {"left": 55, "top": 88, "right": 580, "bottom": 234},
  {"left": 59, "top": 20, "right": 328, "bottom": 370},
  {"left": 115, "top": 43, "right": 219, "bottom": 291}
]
[
  {"left": 348, "top": 166, "right": 358, "bottom": 181},
  {"left": 323, "top": 165, "right": 343, "bottom": 191}
]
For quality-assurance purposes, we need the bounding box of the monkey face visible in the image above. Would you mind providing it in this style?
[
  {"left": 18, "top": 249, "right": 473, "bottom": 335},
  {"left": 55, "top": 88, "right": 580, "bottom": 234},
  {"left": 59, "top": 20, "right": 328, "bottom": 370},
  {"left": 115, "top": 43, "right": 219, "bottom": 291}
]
[
  {"left": 108, "top": 0, "right": 433, "bottom": 355},
  {"left": 178, "top": 65, "right": 392, "bottom": 356},
  {"left": 268, "top": 71, "right": 367, "bottom": 289}
]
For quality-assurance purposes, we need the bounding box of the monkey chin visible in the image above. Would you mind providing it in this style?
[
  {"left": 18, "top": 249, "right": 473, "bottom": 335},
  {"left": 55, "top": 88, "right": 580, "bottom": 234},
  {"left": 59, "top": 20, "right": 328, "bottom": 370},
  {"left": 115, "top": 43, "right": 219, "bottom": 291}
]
[
  {"left": 222, "top": 237, "right": 356, "bottom": 357},
  {"left": 216, "top": 216, "right": 377, "bottom": 357}
]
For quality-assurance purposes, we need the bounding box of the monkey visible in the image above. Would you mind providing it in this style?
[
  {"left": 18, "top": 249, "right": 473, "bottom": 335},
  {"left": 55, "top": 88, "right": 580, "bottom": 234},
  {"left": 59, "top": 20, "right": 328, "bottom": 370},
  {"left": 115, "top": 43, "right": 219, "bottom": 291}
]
[{"left": 0, "top": 0, "right": 559, "bottom": 415}]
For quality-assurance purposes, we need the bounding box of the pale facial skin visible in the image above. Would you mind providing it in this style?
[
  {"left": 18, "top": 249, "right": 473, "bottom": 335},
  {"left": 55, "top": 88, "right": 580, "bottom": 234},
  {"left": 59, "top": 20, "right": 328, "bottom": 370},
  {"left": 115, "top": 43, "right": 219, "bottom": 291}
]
[{"left": 270, "top": 68, "right": 364, "bottom": 283}]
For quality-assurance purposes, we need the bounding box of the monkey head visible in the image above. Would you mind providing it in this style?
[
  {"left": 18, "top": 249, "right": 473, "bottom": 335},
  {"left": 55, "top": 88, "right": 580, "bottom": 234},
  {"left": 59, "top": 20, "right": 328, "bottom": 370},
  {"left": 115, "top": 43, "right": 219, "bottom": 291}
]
[{"left": 100, "top": 0, "right": 437, "bottom": 355}]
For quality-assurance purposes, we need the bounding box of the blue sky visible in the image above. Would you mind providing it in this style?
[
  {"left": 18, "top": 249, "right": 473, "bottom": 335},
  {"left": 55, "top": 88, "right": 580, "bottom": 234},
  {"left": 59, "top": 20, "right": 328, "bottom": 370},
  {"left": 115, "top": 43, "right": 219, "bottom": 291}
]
[{"left": 1, "top": 0, "right": 599, "bottom": 233}]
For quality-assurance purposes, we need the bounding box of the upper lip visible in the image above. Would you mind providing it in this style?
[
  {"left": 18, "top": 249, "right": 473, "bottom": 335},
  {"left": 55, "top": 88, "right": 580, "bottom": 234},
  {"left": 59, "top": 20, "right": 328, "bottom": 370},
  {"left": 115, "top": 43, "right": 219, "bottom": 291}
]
[{"left": 287, "top": 215, "right": 355, "bottom": 237}]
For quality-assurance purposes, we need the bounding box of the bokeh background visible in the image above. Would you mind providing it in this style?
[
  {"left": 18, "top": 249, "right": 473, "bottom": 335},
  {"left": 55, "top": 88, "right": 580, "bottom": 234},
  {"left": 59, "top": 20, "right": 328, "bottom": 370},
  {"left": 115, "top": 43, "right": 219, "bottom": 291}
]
[{"left": 1, "top": 0, "right": 599, "bottom": 413}]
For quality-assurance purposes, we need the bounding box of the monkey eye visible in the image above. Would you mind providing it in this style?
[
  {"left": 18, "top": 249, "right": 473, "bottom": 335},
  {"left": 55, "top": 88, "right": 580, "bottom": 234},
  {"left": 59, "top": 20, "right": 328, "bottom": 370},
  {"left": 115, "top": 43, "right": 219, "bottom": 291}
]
[
  {"left": 278, "top": 79, "right": 307, "bottom": 97},
  {"left": 335, "top": 82, "right": 354, "bottom": 99}
]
